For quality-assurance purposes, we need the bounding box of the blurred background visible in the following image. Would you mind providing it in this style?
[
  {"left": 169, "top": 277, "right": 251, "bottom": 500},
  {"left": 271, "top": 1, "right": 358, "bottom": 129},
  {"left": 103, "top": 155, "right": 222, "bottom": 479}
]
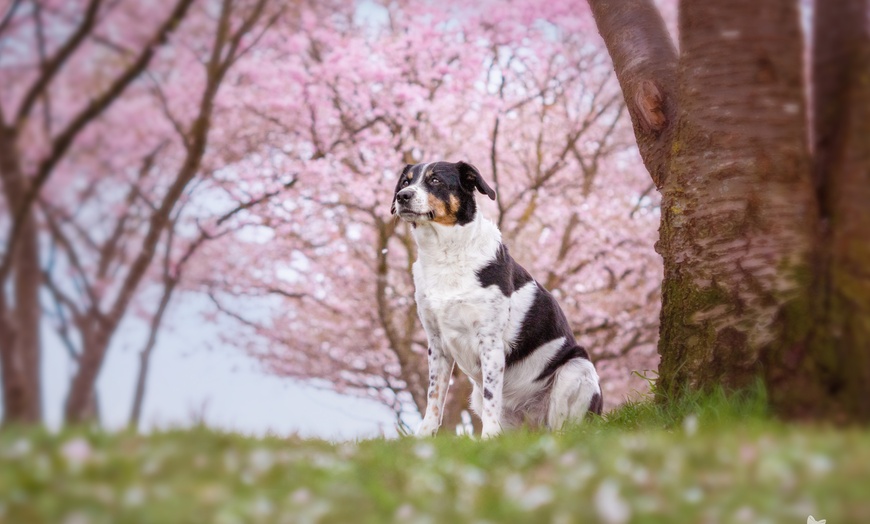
[{"left": 0, "top": 0, "right": 670, "bottom": 438}]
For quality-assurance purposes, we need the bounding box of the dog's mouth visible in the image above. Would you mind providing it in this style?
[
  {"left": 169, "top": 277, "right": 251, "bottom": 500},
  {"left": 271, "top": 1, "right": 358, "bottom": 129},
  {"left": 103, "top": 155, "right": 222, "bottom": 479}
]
[{"left": 397, "top": 208, "right": 435, "bottom": 221}]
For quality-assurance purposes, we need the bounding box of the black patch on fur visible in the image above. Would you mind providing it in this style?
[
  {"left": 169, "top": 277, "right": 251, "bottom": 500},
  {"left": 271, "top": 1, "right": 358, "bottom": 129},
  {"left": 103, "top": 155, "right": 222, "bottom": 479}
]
[
  {"left": 588, "top": 391, "right": 603, "bottom": 416},
  {"left": 458, "top": 161, "right": 496, "bottom": 200},
  {"left": 483, "top": 388, "right": 493, "bottom": 400},
  {"left": 505, "top": 285, "right": 577, "bottom": 369},
  {"left": 429, "top": 162, "right": 478, "bottom": 226},
  {"left": 535, "top": 344, "right": 590, "bottom": 382},
  {"left": 476, "top": 244, "right": 533, "bottom": 296}
]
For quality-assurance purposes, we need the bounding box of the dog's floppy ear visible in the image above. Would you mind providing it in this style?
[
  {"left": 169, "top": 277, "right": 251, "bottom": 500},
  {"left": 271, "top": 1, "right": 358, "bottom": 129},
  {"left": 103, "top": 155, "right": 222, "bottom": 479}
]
[
  {"left": 391, "top": 164, "right": 413, "bottom": 215},
  {"left": 458, "top": 161, "right": 496, "bottom": 200}
]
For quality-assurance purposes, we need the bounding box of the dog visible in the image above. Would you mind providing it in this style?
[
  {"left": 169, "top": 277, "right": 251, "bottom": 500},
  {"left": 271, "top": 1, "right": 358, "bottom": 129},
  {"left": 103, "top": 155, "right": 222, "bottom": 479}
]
[{"left": 391, "top": 160, "right": 603, "bottom": 437}]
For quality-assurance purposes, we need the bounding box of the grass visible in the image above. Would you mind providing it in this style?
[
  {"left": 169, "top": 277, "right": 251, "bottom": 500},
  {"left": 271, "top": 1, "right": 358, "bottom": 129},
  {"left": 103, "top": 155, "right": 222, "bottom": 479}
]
[{"left": 1, "top": 387, "right": 868, "bottom": 523}]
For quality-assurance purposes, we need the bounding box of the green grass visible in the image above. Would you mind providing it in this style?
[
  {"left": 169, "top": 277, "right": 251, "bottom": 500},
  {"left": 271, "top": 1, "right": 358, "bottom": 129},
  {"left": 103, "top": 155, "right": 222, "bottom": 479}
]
[{"left": 1, "top": 388, "right": 868, "bottom": 523}]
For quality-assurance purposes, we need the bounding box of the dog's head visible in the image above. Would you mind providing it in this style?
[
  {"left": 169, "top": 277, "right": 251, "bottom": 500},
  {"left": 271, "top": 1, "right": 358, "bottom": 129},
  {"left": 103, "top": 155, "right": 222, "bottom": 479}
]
[{"left": 390, "top": 161, "right": 496, "bottom": 226}]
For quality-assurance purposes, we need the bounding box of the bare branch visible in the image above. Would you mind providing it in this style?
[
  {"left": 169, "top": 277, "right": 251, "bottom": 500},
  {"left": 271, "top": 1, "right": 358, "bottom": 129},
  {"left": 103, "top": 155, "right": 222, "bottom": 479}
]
[
  {"left": 208, "top": 292, "right": 261, "bottom": 330},
  {"left": 42, "top": 271, "right": 83, "bottom": 361},
  {"left": 40, "top": 201, "right": 100, "bottom": 311},
  {"left": 147, "top": 73, "right": 190, "bottom": 149},
  {"left": 15, "top": 0, "right": 103, "bottom": 127},
  {"left": 0, "top": 0, "right": 23, "bottom": 40},
  {"left": 629, "top": 181, "right": 657, "bottom": 219},
  {"left": 97, "top": 141, "right": 167, "bottom": 279},
  {"left": 33, "top": 1, "right": 53, "bottom": 137}
]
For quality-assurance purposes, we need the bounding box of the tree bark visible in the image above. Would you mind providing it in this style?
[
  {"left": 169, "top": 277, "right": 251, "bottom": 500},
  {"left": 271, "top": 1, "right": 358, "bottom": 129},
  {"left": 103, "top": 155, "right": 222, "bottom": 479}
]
[
  {"left": 656, "top": 0, "right": 816, "bottom": 395},
  {"left": 374, "top": 220, "right": 429, "bottom": 416},
  {"left": 817, "top": 0, "right": 870, "bottom": 420},
  {"left": 763, "top": 0, "right": 870, "bottom": 420},
  {"left": 586, "top": 0, "right": 678, "bottom": 188},
  {"left": 587, "top": 0, "right": 849, "bottom": 408},
  {"left": 0, "top": 127, "right": 42, "bottom": 423}
]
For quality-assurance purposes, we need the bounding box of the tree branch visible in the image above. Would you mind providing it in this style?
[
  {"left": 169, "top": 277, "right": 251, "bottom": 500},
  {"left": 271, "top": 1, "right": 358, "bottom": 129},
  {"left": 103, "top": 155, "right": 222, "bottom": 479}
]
[
  {"left": 3, "top": 0, "right": 195, "bottom": 280},
  {"left": 14, "top": 0, "right": 103, "bottom": 128},
  {"left": 586, "top": 0, "right": 678, "bottom": 188}
]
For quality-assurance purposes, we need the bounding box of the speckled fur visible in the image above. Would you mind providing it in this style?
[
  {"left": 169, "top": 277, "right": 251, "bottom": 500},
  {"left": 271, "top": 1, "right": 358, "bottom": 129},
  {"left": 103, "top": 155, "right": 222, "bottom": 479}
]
[{"left": 392, "top": 161, "right": 602, "bottom": 437}]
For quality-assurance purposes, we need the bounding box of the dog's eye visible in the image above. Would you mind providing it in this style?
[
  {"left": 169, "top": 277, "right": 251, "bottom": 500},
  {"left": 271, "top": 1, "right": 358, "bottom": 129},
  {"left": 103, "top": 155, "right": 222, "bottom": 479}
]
[
  {"left": 429, "top": 177, "right": 441, "bottom": 186},
  {"left": 401, "top": 179, "right": 410, "bottom": 187}
]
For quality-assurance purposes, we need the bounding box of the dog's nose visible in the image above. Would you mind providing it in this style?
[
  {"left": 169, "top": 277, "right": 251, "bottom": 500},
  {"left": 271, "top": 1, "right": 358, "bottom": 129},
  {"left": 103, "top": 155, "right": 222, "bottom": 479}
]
[{"left": 396, "top": 190, "right": 413, "bottom": 204}]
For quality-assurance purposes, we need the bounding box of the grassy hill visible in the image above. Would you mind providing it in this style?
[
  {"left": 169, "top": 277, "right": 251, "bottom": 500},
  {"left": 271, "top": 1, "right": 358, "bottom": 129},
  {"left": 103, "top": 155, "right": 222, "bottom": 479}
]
[{"left": 1, "top": 389, "right": 868, "bottom": 523}]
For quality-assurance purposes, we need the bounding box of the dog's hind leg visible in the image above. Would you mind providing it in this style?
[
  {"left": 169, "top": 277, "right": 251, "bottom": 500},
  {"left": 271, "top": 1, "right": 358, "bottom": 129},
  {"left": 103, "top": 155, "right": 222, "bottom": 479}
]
[{"left": 546, "top": 356, "right": 602, "bottom": 431}]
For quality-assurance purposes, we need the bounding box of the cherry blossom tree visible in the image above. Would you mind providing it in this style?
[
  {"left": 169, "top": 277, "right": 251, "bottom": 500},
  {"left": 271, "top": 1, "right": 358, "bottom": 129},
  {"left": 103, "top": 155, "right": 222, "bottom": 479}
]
[
  {"left": 1, "top": 0, "right": 662, "bottom": 430},
  {"left": 588, "top": 0, "right": 870, "bottom": 420},
  {"left": 194, "top": 0, "right": 662, "bottom": 430},
  {"left": 0, "top": 0, "right": 286, "bottom": 424}
]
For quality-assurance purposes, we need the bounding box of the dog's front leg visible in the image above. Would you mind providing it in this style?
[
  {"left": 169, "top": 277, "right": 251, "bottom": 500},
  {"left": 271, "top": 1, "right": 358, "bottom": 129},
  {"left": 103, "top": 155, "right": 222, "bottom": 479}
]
[
  {"left": 479, "top": 339, "right": 506, "bottom": 438},
  {"left": 415, "top": 342, "right": 454, "bottom": 437}
]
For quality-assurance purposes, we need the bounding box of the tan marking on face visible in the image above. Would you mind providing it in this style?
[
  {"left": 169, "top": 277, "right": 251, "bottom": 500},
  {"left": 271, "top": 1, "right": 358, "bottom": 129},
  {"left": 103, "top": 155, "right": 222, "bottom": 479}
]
[
  {"left": 448, "top": 194, "right": 460, "bottom": 215},
  {"left": 428, "top": 193, "right": 457, "bottom": 225}
]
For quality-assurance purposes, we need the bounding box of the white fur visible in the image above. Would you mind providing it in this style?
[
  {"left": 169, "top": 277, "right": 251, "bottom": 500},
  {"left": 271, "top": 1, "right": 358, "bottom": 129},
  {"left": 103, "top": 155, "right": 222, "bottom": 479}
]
[
  {"left": 413, "top": 215, "right": 506, "bottom": 437},
  {"left": 412, "top": 206, "right": 601, "bottom": 437},
  {"left": 547, "top": 358, "right": 599, "bottom": 430}
]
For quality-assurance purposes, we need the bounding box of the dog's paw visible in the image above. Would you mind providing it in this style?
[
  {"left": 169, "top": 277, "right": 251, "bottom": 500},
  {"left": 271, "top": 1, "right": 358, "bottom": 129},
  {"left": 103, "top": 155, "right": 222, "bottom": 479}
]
[
  {"left": 480, "top": 423, "right": 502, "bottom": 439},
  {"left": 415, "top": 421, "right": 439, "bottom": 437}
]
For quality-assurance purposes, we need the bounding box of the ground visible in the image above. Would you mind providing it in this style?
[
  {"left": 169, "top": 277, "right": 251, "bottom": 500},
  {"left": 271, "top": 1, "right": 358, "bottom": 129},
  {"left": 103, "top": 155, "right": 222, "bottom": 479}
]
[{"left": 1, "top": 388, "right": 868, "bottom": 523}]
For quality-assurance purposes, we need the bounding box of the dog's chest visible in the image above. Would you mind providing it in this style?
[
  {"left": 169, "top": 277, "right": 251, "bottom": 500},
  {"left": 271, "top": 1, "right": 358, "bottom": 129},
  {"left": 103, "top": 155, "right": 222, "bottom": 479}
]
[
  {"left": 412, "top": 218, "right": 507, "bottom": 379},
  {"left": 414, "top": 259, "right": 507, "bottom": 380}
]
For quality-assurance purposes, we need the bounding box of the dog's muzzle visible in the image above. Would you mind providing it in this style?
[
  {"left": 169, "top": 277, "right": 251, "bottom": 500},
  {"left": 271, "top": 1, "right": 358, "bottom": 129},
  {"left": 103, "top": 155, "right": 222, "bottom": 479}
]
[{"left": 395, "top": 188, "right": 431, "bottom": 219}]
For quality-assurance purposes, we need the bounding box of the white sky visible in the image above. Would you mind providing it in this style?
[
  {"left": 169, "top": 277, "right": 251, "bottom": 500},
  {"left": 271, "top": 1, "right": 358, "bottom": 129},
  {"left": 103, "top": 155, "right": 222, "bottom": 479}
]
[{"left": 39, "top": 303, "right": 401, "bottom": 441}]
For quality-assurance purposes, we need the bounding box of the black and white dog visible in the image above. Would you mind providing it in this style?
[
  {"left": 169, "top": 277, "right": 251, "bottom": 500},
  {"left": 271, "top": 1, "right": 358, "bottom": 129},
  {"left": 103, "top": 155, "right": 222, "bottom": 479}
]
[{"left": 391, "top": 161, "right": 603, "bottom": 437}]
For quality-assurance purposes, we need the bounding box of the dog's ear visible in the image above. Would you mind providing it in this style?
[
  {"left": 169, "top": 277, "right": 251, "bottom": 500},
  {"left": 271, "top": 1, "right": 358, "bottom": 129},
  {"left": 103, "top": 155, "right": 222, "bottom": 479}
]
[
  {"left": 458, "top": 161, "right": 496, "bottom": 200},
  {"left": 391, "top": 164, "right": 413, "bottom": 215}
]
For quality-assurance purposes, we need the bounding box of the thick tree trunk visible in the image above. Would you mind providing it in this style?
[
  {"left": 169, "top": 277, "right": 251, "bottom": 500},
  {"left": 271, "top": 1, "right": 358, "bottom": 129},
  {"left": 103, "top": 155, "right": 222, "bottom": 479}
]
[
  {"left": 0, "top": 128, "right": 42, "bottom": 423},
  {"left": 588, "top": 0, "right": 817, "bottom": 400},
  {"left": 588, "top": 0, "right": 859, "bottom": 405},
  {"left": 819, "top": 3, "right": 870, "bottom": 420},
  {"left": 10, "top": 207, "right": 43, "bottom": 422},
  {"left": 656, "top": 0, "right": 816, "bottom": 396},
  {"left": 764, "top": 0, "right": 870, "bottom": 421},
  {"left": 589, "top": 0, "right": 870, "bottom": 420}
]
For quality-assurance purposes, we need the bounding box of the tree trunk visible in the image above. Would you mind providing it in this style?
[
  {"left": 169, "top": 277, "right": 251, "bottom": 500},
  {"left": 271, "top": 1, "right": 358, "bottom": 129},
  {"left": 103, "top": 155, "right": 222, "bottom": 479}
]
[
  {"left": 11, "top": 209, "right": 44, "bottom": 422},
  {"left": 128, "top": 345, "right": 152, "bottom": 430},
  {"left": 585, "top": 0, "right": 870, "bottom": 418},
  {"left": 64, "top": 327, "right": 111, "bottom": 424},
  {"left": 129, "top": 280, "right": 176, "bottom": 430},
  {"left": 0, "top": 128, "right": 42, "bottom": 423},
  {"left": 763, "top": 0, "right": 870, "bottom": 421},
  {"left": 816, "top": 0, "right": 870, "bottom": 420},
  {"left": 656, "top": 0, "right": 816, "bottom": 396}
]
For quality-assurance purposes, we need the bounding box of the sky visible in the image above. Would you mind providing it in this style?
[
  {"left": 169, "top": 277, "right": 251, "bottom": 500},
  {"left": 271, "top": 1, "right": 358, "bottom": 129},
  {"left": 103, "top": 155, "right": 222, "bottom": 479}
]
[{"left": 39, "top": 298, "right": 403, "bottom": 441}]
